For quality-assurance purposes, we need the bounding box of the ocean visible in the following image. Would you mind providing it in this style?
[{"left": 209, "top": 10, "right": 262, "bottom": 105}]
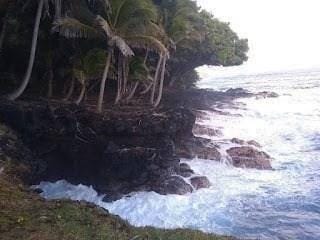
[{"left": 37, "top": 69, "right": 320, "bottom": 240}]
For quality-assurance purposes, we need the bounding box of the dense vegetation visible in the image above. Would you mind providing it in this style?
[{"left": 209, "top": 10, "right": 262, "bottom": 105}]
[{"left": 0, "top": 0, "right": 248, "bottom": 112}]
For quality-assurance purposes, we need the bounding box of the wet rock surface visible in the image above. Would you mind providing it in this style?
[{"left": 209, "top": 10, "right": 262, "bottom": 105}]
[
  {"left": 190, "top": 176, "right": 211, "bottom": 190},
  {"left": 155, "top": 176, "right": 193, "bottom": 195},
  {"left": 226, "top": 146, "right": 272, "bottom": 170}
]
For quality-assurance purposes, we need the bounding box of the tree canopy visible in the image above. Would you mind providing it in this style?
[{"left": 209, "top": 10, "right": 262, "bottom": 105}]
[{"left": 0, "top": 0, "right": 248, "bottom": 109}]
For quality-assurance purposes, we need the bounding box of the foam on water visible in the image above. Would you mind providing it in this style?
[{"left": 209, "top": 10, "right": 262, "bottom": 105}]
[{"left": 37, "top": 69, "right": 320, "bottom": 240}]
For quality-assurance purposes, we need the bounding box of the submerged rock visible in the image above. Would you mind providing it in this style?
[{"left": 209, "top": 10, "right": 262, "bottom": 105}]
[
  {"left": 190, "top": 176, "right": 211, "bottom": 190},
  {"left": 226, "top": 146, "right": 272, "bottom": 170}
]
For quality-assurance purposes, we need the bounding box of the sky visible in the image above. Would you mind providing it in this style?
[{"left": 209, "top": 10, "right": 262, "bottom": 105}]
[{"left": 196, "top": 0, "right": 320, "bottom": 75}]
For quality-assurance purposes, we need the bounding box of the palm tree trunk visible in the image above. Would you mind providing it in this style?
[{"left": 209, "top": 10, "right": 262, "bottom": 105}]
[
  {"left": 126, "top": 82, "right": 139, "bottom": 102},
  {"left": 144, "top": 50, "right": 149, "bottom": 64},
  {"left": 47, "top": 69, "right": 54, "bottom": 98},
  {"left": 63, "top": 78, "right": 75, "bottom": 101},
  {"left": 140, "top": 82, "right": 153, "bottom": 95},
  {"left": 154, "top": 57, "right": 167, "bottom": 107},
  {"left": 7, "top": 0, "right": 44, "bottom": 100},
  {"left": 97, "top": 51, "right": 112, "bottom": 113},
  {"left": 76, "top": 84, "right": 86, "bottom": 105},
  {"left": 150, "top": 55, "right": 163, "bottom": 104},
  {"left": 0, "top": 16, "right": 8, "bottom": 55},
  {"left": 115, "top": 54, "right": 122, "bottom": 105}
]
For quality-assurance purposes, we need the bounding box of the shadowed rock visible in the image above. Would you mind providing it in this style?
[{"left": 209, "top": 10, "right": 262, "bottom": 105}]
[
  {"left": 156, "top": 176, "right": 193, "bottom": 195},
  {"left": 176, "top": 137, "right": 221, "bottom": 161}
]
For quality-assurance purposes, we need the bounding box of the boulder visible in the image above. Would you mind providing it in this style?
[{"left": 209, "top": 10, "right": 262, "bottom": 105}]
[
  {"left": 177, "top": 163, "right": 194, "bottom": 178},
  {"left": 190, "top": 176, "right": 211, "bottom": 190},
  {"left": 155, "top": 176, "right": 193, "bottom": 195},
  {"left": 226, "top": 146, "right": 272, "bottom": 170}
]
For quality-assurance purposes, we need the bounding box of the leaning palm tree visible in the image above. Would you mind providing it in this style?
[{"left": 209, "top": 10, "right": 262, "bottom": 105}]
[
  {"left": 71, "top": 48, "right": 107, "bottom": 105},
  {"left": 7, "top": 0, "right": 65, "bottom": 100},
  {"left": 53, "top": 0, "right": 169, "bottom": 112}
]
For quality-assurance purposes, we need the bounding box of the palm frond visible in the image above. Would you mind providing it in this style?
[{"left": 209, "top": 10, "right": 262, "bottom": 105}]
[
  {"left": 126, "top": 35, "right": 169, "bottom": 58},
  {"left": 95, "top": 14, "right": 113, "bottom": 37},
  {"left": 110, "top": 35, "right": 134, "bottom": 57},
  {"left": 52, "top": 17, "right": 100, "bottom": 38}
]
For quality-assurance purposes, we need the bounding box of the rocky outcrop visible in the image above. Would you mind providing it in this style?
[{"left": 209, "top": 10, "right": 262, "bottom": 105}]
[
  {"left": 0, "top": 100, "right": 196, "bottom": 199},
  {"left": 226, "top": 146, "right": 272, "bottom": 170},
  {"left": 176, "top": 136, "right": 221, "bottom": 161}
]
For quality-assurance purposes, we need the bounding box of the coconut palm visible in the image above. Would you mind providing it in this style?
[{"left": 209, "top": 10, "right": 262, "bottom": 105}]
[
  {"left": 53, "top": 0, "right": 169, "bottom": 112},
  {"left": 6, "top": 0, "right": 65, "bottom": 100},
  {"left": 71, "top": 48, "right": 107, "bottom": 105}
]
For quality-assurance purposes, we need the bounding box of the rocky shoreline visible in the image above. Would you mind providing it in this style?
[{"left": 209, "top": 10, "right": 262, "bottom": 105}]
[{"left": 0, "top": 88, "right": 276, "bottom": 202}]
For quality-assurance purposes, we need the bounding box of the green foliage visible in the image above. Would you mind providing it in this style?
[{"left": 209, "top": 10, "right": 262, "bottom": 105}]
[{"left": 0, "top": 0, "right": 248, "bottom": 98}]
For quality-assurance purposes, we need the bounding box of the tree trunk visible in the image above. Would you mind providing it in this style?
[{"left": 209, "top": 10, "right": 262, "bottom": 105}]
[
  {"left": 97, "top": 51, "right": 112, "bottom": 113},
  {"left": 144, "top": 50, "right": 149, "bottom": 64},
  {"left": 47, "top": 69, "right": 54, "bottom": 98},
  {"left": 63, "top": 78, "right": 75, "bottom": 101},
  {"left": 75, "top": 84, "right": 86, "bottom": 105},
  {"left": 150, "top": 55, "right": 163, "bottom": 104},
  {"left": 115, "top": 54, "right": 123, "bottom": 105},
  {"left": 126, "top": 82, "right": 139, "bottom": 102},
  {"left": 7, "top": 0, "right": 44, "bottom": 100},
  {"left": 0, "top": 15, "right": 8, "bottom": 55},
  {"left": 140, "top": 81, "right": 153, "bottom": 95},
  {"left": 154, "top": 57, "right": 167, "bottom": 107}
]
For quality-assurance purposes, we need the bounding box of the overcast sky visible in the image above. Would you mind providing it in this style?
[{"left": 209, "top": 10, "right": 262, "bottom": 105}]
[{"left": 196, "top": 0, "right": 320, "bottom": 74}]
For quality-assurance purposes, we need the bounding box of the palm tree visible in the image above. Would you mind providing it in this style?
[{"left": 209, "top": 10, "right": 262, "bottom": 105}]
[
  {"left": 6, "top": 0, "right": 65, "bottom": 100},
  {"left": 71, "top": 48, "right": 107, "bottom": 105},
  {"left": 53, "top": 0, "right": 169, "bottom": 112}
]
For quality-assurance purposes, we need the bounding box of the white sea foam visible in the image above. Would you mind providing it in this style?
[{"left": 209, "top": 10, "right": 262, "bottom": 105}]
[{"left": 38, "top": 70, "right": 320, "bottom": 240}]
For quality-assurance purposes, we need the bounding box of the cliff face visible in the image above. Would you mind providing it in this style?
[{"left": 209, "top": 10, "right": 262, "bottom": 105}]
[{"left": 0, "top": 100, "right": 196, "bottom": 199}]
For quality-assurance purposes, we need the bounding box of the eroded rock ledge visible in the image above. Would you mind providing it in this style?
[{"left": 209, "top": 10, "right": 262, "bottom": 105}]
[
  {"left": 0, "top": 100, "right": 201, "bottom": 199},
  {"left": 0, "top": 86, "right": 275, "bottom": 200}
]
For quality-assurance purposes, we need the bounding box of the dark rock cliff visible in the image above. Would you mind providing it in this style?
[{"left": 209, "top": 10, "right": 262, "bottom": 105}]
[{"left": 0, "top": 100, "right": 196, "bottom": 199}]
